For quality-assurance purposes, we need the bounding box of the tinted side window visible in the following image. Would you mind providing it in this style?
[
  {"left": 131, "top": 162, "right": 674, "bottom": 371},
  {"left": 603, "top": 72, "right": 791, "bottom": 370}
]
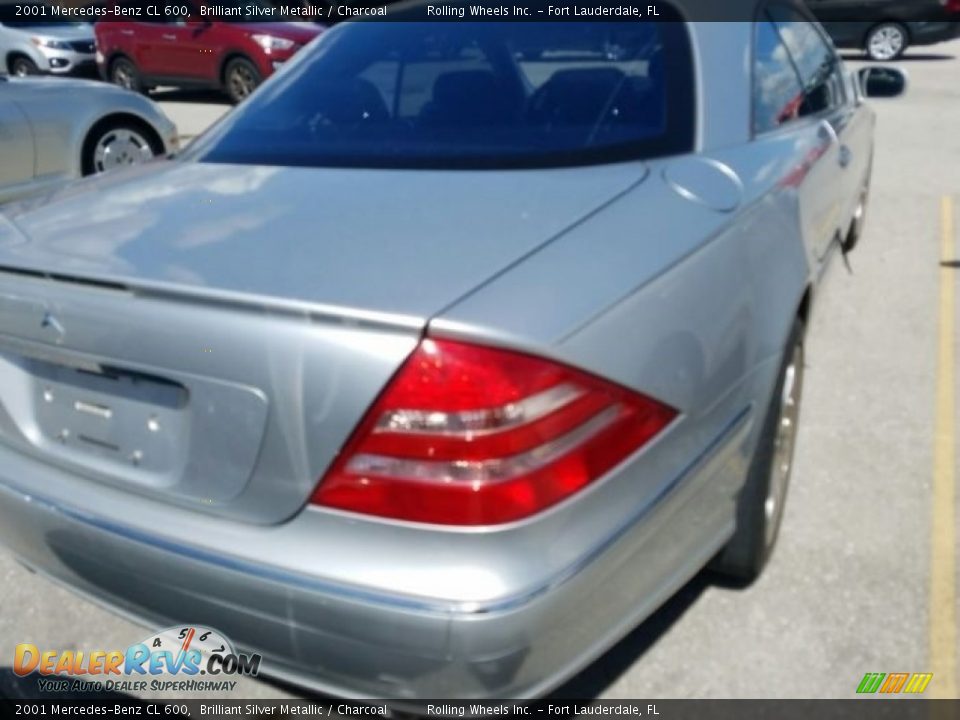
[
  {"left": 753, "top": 19, "right": 805, "bottom": 133},
  {"left": 768, "top": 6, "right": 845, "bottom": 116}
]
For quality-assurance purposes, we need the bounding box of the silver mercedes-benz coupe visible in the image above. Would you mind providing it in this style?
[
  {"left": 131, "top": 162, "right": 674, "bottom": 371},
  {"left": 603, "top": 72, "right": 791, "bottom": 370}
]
[
  {"left": 0, "top": 1, "right": 904, "bottom": 700},
  {"left": 0, "top": 74, "right": 178, "bottom": 203}
]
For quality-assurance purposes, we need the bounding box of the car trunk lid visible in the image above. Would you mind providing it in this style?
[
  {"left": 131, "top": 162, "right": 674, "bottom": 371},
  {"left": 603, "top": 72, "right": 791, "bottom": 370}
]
[
  {"left": 0, "top": 159, "right": 646, "bottom": 524},
  {"left": 0, "top": 160, "right": 645, "bottom": 323}
]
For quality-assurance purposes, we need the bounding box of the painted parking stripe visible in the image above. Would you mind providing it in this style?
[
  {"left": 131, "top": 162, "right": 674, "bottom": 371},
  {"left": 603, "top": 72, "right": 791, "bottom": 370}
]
[{"left": 930, "top": 195, "right": 957, "bottom": 699}]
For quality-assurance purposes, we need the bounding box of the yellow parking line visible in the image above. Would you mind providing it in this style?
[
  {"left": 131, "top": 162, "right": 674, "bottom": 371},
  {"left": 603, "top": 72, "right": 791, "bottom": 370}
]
[{"left": 930, "top": 195, "right": 957, "bottom": 699}]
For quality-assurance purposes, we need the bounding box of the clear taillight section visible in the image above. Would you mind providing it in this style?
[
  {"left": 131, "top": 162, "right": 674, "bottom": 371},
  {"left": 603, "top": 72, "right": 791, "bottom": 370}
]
[{"left": 311, "top": 338, "right": 677, "bottom": 525}]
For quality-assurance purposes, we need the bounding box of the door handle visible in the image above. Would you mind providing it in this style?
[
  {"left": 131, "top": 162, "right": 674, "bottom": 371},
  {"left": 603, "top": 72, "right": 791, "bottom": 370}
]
[
  {"left": 162, "top": 34, "right": 178, "bottom": 40},
  {"left": 839, "top": 145, "right": 853, "bottom": 169}
]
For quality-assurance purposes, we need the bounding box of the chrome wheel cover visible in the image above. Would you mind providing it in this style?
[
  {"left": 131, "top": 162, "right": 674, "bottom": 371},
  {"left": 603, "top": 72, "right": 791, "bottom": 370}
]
[
  {"left": 764, "top": 342, "right": 803, "bottom": 548},
  {"left": 869, "top": 26, "right": 905, "bottom": 61},
  {"left": 93, "top": 128, "right": 154, "bottom": 173}
]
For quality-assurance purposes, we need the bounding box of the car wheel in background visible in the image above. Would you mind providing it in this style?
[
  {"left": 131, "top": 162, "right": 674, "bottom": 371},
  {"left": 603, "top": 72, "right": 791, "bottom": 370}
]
[
  {"left": 865, "top": 22, "right": 908, "bottom": 61},
  {"left": 109, "top": 57, "right": 144, "bottom": 93},
  {"left": 10, "top": 56, "right": 39, "bottom": 77},
  {"left": 711, "top": 318, "right": 805, "bottom": 584},
  {"left": 223, "top": 58, "right": 261, "bottom": 104},
  {"left": 81, "top": 119, "right": 163, "bottom": 176}
]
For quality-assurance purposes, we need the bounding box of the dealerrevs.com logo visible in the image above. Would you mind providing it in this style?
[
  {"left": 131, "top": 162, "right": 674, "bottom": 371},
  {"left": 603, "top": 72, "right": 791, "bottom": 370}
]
[{"left": 13, "top": 626, "right": 261, "bottom": 693}]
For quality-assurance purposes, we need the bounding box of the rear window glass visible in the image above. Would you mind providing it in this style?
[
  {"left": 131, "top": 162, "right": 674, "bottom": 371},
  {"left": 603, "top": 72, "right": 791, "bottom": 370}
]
[{"left": 194, "top": 19, "right": 695, "bottom": 170}]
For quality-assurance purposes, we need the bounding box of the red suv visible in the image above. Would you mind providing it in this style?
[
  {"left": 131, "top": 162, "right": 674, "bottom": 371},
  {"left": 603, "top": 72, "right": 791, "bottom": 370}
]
[{"left": 95, "top": 2, "right": 323, "bottom": 103}]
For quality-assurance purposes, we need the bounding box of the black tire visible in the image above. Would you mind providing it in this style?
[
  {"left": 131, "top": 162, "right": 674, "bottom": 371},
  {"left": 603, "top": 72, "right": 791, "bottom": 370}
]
[
  {"left": 865, "top": 22, "right": 909, "bottom": 61},
  {"left": 223, "top": 57, "right": 261, "bottom": 104},
  {"left": 711, "top": 318, "right": 805, "bottom": 583},
  {"left": 10, "top": 56, "right": 39, "bottom": 77},
  {"left": 109, "top": 56, "right": 143, "bottom": 94},
  {"left": 81, "top": 119, "right": 163, "bottom": 177}
]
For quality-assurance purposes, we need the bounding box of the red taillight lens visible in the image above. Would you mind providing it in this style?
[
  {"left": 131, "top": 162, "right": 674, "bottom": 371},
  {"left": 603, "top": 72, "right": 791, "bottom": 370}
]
[
  {"left": 311, "top": 339, "right": 677, "bottom": 525},
  {"left": 947, "top": 0, "right": 960, "bottom": 13}
]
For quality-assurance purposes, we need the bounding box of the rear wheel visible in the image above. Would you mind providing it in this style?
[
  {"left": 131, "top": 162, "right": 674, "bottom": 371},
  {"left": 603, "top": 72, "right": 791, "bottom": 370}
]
[
  {"left": 81, "top": 119, "right": 163, "bottom": 176},
  {"left": 223, "top": 57, "right": 261, "bottom": 104},
  {"left": 109, "top": 57, "right": 143, "bottom": 93},
  {"left": 865, "top": 22, "right": 908, "bottom": 61},
  {"left": 711, "top": 318, "right": 805, "bottom": 583},
  {"left": 10, "top": 56, "right": 39, "bottom": 77}
]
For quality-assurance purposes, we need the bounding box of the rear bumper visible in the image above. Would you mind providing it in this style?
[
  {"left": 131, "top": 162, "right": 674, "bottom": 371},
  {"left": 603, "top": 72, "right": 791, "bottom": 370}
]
[{"left": 0, "top": 408, "right": 751, "bottom": 699}]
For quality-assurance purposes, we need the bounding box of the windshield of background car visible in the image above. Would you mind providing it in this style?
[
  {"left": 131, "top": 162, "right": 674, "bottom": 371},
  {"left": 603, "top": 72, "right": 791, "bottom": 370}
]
[{"left": 195, "top": 18, "right": 696, "bottom": 169}]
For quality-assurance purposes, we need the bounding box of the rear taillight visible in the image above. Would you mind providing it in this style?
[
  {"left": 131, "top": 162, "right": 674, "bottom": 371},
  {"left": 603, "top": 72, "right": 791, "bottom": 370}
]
[
  {"left": 311, "top": 338, "right": 677, "bottom": 525},
  {"left": 945, "top": 0, "right": 960, "bottom": 12}
]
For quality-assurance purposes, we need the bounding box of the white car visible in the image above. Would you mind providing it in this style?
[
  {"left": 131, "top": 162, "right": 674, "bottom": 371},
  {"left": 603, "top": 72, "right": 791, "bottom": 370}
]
[
  {"left": 0, "top": 12, "right": 97, "bottom": 77},
  {"left": 0, "top": 74, "right": 178, "bottom": 203}
]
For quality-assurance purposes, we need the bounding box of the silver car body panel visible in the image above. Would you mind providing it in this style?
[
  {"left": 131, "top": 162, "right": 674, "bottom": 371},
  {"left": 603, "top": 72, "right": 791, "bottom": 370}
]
[
  {"left": 0, "top": 76, "right": 178, "bottom": 203},
  {"left": 0, "top": 6, "right": 876, "bottom": 700},
  {"left": 0, "top": 160, "right": 649, "bottom": 321}
]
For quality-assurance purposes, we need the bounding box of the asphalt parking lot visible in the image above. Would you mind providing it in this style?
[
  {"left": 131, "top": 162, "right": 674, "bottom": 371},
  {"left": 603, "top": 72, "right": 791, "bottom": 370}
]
[{"left": 1, "top": 39, "right": 959, "bottom": 701}]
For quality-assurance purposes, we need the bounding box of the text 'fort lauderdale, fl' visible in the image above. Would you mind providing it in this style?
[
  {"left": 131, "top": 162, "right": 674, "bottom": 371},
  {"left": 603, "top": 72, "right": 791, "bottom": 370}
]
[{"left": 426, "top": 4, "right": 663, "bottom": 18}]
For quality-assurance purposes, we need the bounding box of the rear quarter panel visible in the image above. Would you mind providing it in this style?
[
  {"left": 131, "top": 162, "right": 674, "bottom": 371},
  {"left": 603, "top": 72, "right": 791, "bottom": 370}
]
[
  {"left": 432, "top": 150, "right": 818, "bottom": 577},
  {"left": 432, "top": 148, "right": 810, "bottom": 432},
  {"left": 414, "top": 146, "right": 814, "bottom": 629}
]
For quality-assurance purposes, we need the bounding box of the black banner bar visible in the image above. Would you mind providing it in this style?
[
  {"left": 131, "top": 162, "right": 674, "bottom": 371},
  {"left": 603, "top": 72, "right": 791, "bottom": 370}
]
[{"left": 1, "top": 0, "right": 960, "bottom": 23}]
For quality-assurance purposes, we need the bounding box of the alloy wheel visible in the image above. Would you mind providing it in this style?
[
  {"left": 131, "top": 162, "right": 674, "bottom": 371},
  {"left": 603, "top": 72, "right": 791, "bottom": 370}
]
[
  {"left": 112, "top": 62, "right": 136, "bottom": 90},
  {"left": 92, "top": 128, "right": 155, "bottom": 173},
  {"left": 868, "top": 26, "right": 905, "bottom": 61},
  {"left": 228, "top": 65, "right": 257, "bottom": 101},
  {"left": 764, "top": 341, "right": 803, "bottom": 548}
]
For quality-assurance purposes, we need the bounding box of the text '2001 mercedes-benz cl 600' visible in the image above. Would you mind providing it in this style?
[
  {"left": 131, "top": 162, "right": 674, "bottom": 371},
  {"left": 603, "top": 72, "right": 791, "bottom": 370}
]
[{"left": 0, "top": 1, "right": 904, "bottom": 700}]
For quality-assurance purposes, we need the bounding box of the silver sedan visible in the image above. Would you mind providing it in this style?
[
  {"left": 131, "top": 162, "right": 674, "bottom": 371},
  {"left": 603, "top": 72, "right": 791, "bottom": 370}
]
[
  {"left": 0, "top": 74, "right": 178, "bottom": 203},
  {"left": 0, "top": 1, "right": 903, "bottom": 702}
]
